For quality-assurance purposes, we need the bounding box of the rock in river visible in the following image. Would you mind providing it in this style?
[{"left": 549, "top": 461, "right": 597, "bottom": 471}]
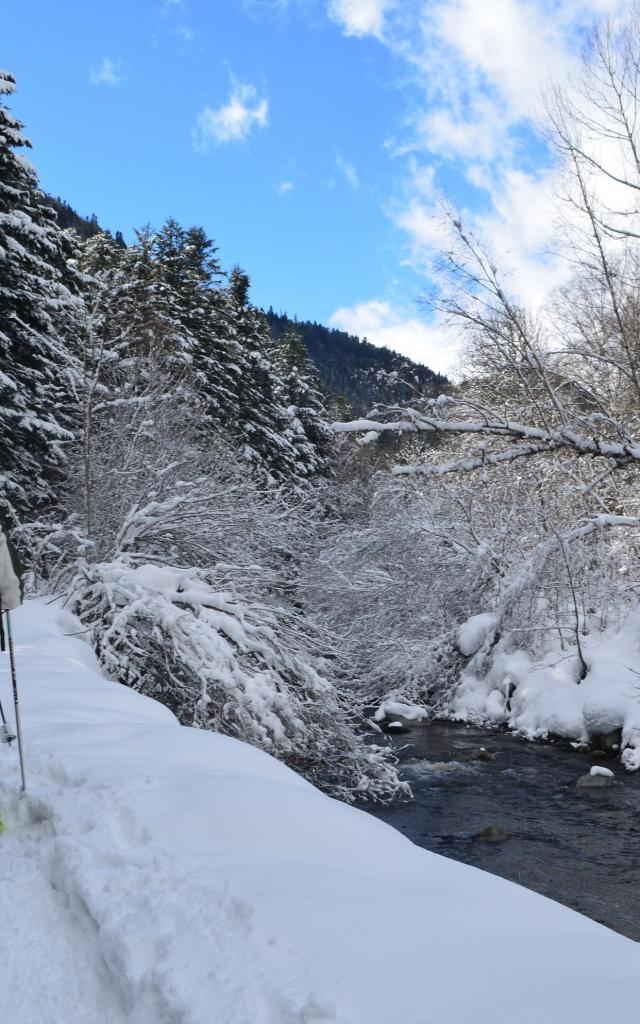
[
  {"left": 576, "top": 767, "right": 615, "bottom": 789},
  {"left": 464, "top": 747, "right": 495, "bottom": 762},
  {"left": 475, "top": 825, "right": 509, "bottom": 843},
  {"left": 383, "top": 720, "right": 410, "bottom": 735}
]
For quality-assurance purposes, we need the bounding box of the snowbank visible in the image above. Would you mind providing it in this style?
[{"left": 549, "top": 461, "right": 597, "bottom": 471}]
[
  {"left": 1, "top": 601, "right": 639, "bottom": 1024},
  {"left": 453, "top": 615, "right": 640, "bottom": 768}
]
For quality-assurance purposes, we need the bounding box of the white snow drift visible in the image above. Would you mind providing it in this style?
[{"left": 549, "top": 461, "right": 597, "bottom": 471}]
[
  {"left": 454, "top": 610, "right": 640, "bottom": 769},
  {"left": 1, "top": 601, "right": 639, "bottom": 1024}
]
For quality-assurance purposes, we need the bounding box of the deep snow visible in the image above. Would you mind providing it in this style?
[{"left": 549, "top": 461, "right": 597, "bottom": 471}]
[
  {"left": 1, "top": 601, "right": 639, "bottom": 1024},
  {"left": 453, "top": 612, "right": 640, "bottom": 768}
]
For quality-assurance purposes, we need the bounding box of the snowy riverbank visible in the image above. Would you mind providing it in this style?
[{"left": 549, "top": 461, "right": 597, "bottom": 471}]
[
  {"left": 1, "top": 601, "right": 639, "bottom": 1024},
  {"left": 451, "top": 612, "right": 640, "bottom": 769}
]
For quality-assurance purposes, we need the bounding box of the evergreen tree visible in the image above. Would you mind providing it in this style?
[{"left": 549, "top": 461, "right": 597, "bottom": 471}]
[
  {"left": 0, "top": 69, "right": 80, "bottom": 526},
  {"left": 80, "top": 224, "right": 193, "bottom": 386},
  {"left": 120, "top": 226, "right": 192, "bottom": 369},
  {"left": 271, "top": 323, "right": 334, "bottom": 479},
  {"left": 77, "top": 228, "right": 333, "bottom": 500},
  {"left": 221, "top": 268, "right": 304, "bottom": 483}
]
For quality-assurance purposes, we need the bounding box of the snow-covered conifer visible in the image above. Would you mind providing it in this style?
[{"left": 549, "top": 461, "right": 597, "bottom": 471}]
[
  {"left": 214, "top": 268, "right": 305, "bottom": 484},
  {"left": 271, "top": 322, "right": 334, "bottom": 480},
  {"left": 0, "top": 69, "right": 80, "bottom": 525}
]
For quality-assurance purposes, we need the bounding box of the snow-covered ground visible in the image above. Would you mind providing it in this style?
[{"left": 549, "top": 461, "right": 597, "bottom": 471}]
[
  {"left": 453, "top": 612, "right": 640, "bottom": 769},
  {"left": 1, "top": 602, "right": 639, "bottom": 1024}
]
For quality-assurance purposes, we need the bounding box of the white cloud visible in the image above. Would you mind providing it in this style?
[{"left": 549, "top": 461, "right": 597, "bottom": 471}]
[
  {"left": 90, "top": 57, "right": 123, "bottom": 87},
  {"left": 324, "top": 2, "right": 634, "bottom": 372},
  {"left": 417, "top": 96, "right": 510, "bottom": 162},
  {"left": 393, "top": 160, "right": 570, "bottom": 309},
  {"left": 394, "top": 199, "right": 449, "bottom": 254},
  {"left": 327, "top": 0, "right": 394, "bottom": 39},
  {"left": 385, "top": 1, "right": 591, "bottom": 171},
  {"left": 336, "top": 154, "right": 360, "bottom": 189},
  {"left": 474, "top": 167, "right": 568, "bottom": 304},
  {"left": 429, "top": 0, "right": 568, "bottom": 118},
  {"left": 330, "top": 299, "right": 458, "bottom": 374},
  {"left": 278, "top": 179, "right": 295, "bottom": 195},
  {"left": 345, "top": 0, "right": 636, "bottom": 313},
  {"left": 194, "top": 81, "right": 269, "bottom": 148}
]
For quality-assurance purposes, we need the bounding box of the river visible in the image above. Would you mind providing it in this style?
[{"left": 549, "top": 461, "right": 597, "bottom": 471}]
[{"left": 369, "top": 721, "right": 640, "bottom": 941}]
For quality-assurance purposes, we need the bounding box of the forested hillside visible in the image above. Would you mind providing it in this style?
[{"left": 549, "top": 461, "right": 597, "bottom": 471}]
[
  {"left": 265, "top": 309, "right": 446, "bottom": 414},
  {"left": 48, "top": 196, "right": 108, "bottom": 241},
  {"left": 47, "top": 200, "right": 445, "bottom": 416}
]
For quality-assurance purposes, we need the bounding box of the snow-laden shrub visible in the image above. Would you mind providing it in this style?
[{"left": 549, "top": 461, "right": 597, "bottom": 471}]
[
  {"left": 302, "top": 468, "right": 505, "bottom": 709},
  {"left": 13, "top": 516, "right": 92, "bottom": 595},
  {"left": 71, "top": 557, "right": 407, "bottom": 804},
  {"left": 457, "top": 613, "right": 497, "bottom": 657},
  {"left": 308, "top": 430, "right": 640, "bottom": 723}
]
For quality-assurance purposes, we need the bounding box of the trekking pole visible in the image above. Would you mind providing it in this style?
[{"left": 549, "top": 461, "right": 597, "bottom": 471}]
[
  {"left": 0, "top": 609, "right": 15, "bottom": 745},
  {"left": 5, "top": 611, "right": 26, "bottom": 792}
]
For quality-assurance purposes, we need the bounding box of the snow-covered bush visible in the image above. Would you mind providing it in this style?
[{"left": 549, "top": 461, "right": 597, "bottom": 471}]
[
  {"left": 302, "top": 466, "right": 520, "bottom": 711},
  {"left": 315, "top": 416, "right": 640, "bottom": 729},
  {"left": 60, "top": 447, "right": 404, "bottom": 803},
  {"left": 71, "top": 556, "right": 406, "bottom": 803}
]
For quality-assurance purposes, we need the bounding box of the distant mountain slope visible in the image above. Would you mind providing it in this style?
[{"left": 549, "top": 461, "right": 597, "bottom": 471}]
[
  {"left": 265, "top": 309, "right": 447, "bottom": 416},
  {"left": 48, "top": 196, "right": 102, "bottom": 238},
  {"left": 48, "top": 197, "right": 126, "bottom": 246}
]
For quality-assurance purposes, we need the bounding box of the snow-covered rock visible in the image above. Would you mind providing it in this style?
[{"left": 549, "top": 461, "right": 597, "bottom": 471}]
[
  {"left": 374, "top": 699, "right": 429, "bottom": 723},
  {"left": 1, "top": 601, "right": 640, "bottom": 1024},
  {"left": 576, "top": 771, "right": 615, "bottom": 788}
]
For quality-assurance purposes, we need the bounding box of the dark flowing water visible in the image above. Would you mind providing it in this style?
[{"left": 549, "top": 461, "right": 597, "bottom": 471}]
[{"left": 369, "top": 721, "right": 640, "bottom": 940}]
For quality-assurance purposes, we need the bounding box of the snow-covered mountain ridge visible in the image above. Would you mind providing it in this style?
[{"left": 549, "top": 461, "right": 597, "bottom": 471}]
[{"left": 1, "top": 601, "right": 639, "bottom": 1024}]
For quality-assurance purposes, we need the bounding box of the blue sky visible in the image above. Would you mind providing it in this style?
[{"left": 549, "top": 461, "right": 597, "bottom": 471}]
[{"left": 2, "top": 0, "right": 629, "bottom": 372}]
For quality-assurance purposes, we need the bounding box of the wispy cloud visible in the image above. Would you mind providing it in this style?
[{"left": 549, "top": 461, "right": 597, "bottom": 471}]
[
  {"left": 175, "top": 24, "right": 195, "bottom": 44},
  {"left": 251, "top": 2, "right": 628, "bottom": 372},
  {"left": 242, "top": 0, "right": 319, "bottom": 20},
  {"left": 277, "top": 179, "right": 295, "bottom": 195},
  {"left": 154, "top": 0, "right": 197, "bottom": 52},
  {"left": 346, "top": 1, "right": 632, "bottom": 309},
  {"left": 242, "top": 0, "right": 293, "bottom": 14},
  {"left": 336, "top": 155, "right": 360, "bottom": 189},
  {"left": 89, "top": 57, "right": 123, "bottom": 87},
  {"left": 193, "top": 80, "right": 269, "bottom": 149},
  {"left": 330, "top": 299, "right": 457, "bottom": 374},
  {"left": 327, "top": 0, "right": 394, "bottom": 40}
]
